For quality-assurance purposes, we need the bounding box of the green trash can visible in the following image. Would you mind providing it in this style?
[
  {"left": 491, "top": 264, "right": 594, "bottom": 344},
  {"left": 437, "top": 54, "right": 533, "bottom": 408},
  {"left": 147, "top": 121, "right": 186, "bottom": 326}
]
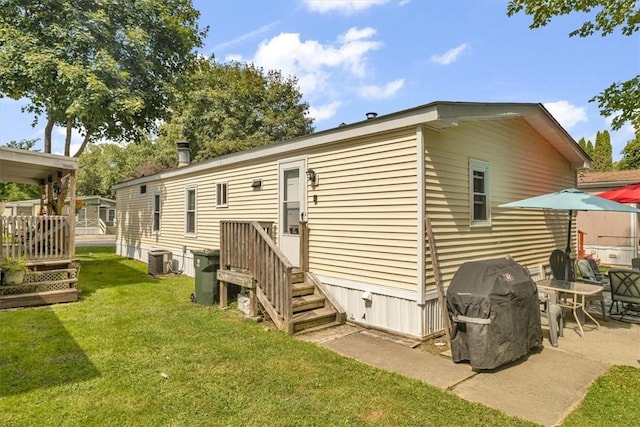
[{"left": 191, "top": 249, "right": 220, "bottom": 305}]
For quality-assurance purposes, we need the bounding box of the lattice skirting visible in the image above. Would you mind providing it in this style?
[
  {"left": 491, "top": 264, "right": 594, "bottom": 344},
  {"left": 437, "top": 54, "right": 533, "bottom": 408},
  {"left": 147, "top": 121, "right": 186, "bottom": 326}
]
[
  {"left": 0, "top": 281, "right": 75, "bottom": 295},
  {"left": 24, "top": 270, "right": 77, "bottom": 283}
]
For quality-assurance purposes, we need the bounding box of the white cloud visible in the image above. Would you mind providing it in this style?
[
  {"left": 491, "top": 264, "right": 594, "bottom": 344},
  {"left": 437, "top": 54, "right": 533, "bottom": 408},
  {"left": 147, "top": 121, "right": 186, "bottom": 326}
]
[
  {"left": 544, "top": 100, "right": 588, "bottom": 129},
  {"left": 309, "top": 101, "right": 343, "bottom": 121},
  {"left": 358, "top": 79, "right": 405, "bottom": 99},
  {"left": 303, "top": 0, "right": 389, "bottom": 14},
  {"left": 224, "top": 54, "right": 244, "bottom": 63},
  {"left": 252, "top": 27, "right": 382, "bottom": 113},
  {"left": 430, "top": 43, "right": 468, "bottom": 65},
  {"left": 211, "top": 21, "right": 281, "bottom": 54}
]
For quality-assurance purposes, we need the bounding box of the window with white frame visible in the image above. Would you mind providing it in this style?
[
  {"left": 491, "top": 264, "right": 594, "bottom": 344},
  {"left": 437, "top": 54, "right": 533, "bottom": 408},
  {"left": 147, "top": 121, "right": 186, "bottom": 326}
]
[
  {"left": 469, "top": 159, "right": 491, "bottom": 226},
  {"left": 185, "top": 187, "right": 196, "bottom": 235},
  {"left": 152, "top": 192, "right": 161, "bottom": 233},
  {"left": 216, "top": 182, "right": 228, "bottom": 208}
]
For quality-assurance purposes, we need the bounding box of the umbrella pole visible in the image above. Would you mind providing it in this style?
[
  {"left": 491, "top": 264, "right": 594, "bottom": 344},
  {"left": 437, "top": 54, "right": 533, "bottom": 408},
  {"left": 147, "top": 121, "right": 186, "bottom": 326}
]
[
  {"left": 566, "top": 210, "right": 573, "bottom": 256},
  {"left": 565, "top": 210, "right": 574, "bottom": 281}
]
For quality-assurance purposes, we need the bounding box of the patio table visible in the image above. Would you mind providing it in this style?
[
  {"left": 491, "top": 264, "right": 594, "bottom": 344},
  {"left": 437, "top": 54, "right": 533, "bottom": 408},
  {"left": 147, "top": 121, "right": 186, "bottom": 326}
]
[{"left": 537, "top": 278, "right": 603, "bottom": 337}]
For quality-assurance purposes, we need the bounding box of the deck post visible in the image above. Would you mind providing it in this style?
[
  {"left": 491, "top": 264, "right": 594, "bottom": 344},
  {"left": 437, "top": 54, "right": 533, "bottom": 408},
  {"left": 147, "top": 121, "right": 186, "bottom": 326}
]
[{"left": 299, "top": 220, "right": 309, "bottom": 272}]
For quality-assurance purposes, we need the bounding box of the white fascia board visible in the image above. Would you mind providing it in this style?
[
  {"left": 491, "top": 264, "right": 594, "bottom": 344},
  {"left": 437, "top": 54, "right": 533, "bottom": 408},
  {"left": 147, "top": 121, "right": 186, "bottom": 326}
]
[{"left": 114, "top": 107, "right": 442, "bottom": 190}]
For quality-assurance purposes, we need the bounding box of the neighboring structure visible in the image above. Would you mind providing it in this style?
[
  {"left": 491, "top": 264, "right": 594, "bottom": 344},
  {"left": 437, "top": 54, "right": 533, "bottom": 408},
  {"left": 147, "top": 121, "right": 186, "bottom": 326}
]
[
  {"left": 114, "top": 101, "right": 590, "bottom": 338},
  {"left": 3, "top": 196, "right": 116, "bottom": 235},
  {"left": 577, "top": 170, "right": 640, "bottom": 266},
  {"left": 0, "top": 146, "right": 80, "bottom": 308}
]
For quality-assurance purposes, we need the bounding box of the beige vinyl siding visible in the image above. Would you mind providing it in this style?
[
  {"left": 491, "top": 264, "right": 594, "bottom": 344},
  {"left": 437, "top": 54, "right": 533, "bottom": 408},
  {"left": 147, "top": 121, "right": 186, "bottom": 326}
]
[
  {"left": 424, "top": 117, "right": 575, "bottom": 285},
  {"left": 118, "top": 161, "right": 279, "bottom": 252},
  {"left": 307, "top": 129, "right": 419, "bottom": 290}
]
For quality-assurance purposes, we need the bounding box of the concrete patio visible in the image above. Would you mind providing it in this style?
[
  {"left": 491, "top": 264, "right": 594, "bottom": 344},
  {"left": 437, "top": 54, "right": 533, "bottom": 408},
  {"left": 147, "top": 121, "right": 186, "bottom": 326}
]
[{"left": 298, "top": 315, "right": 640, "bottom": 426}]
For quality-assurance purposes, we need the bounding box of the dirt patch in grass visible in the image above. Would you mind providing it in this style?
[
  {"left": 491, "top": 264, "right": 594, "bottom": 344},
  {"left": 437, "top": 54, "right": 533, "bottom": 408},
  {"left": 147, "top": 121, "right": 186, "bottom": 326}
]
[{"left": 417, "top": 334, "right": 449, "bottom": 356}]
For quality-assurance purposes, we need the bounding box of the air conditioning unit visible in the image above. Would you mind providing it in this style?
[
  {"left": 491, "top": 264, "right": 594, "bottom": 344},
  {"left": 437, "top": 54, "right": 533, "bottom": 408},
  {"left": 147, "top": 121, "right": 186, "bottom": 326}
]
[{"left": 148, "top": 250, "right": 172, "bottom": 275}]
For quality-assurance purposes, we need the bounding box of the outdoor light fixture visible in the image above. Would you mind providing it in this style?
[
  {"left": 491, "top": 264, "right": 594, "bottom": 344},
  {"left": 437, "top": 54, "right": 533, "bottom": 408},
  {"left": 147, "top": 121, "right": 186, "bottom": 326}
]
[{"left": 306, "top": 168, "right": 317, "bottom": 185}]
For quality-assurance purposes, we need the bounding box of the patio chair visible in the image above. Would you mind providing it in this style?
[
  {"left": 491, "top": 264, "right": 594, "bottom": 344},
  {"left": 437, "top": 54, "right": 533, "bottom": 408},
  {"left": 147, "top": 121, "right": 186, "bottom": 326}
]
[
  {"left": 585, "top": 257, "right": 610, "bottom": 286},
  {"left": 549, "top": 249, "right": 573, "bottom": 281},
  {"left": 607, "top": 269, "right": 640, "bottom": 317},
  {"left": 539, "top": 288, "right": 564, "bottom": 347}
]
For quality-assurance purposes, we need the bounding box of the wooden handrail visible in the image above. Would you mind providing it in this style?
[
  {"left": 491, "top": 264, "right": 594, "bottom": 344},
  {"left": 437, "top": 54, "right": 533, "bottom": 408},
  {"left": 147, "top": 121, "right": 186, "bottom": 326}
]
[
  {"left": 220, "top": 220, "right": 293, "bottom": 331},
  {"left": 0, "top": 216, "right": 70, "bottom": 261}
]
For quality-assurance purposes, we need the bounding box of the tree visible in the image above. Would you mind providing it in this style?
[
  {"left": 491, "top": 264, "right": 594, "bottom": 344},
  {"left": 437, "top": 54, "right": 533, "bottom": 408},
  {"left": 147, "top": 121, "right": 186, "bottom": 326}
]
[
  {"left": 591, "top": 130, "right": 613, "bottom": 171},
  {"left": 77, "top": 140, "right": 167, "bottom": 198},
  {"left": 162, "top": 59, "right": 313, "bottom": 161},
  {"left": 0, "top": 0, "right": 205, "bottom": 213},
  {"left": 0, "top": 139, "right": 41, "bottom": 201},
  {"left": 617, "top": 132, "right": 640, "bottom": 170},
  {"left": 507, "top": 0, "right": 640, "bottom": 131},
  {"left": 0, "top": 0, "right": 206, "bottom": 156},
  {"left": 578, "top": 137, "right": 594, "bottom": 158}
]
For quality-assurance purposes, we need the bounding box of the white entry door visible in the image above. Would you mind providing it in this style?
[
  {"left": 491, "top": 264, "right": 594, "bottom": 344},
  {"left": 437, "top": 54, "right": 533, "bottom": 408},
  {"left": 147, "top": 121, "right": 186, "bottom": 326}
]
[{"left": 278, "top": 158, "right": 306, "bottom": 266}]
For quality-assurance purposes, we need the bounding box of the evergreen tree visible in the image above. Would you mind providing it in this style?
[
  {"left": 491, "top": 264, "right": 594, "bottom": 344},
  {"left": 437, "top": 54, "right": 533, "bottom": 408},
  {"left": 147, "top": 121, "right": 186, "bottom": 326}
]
[{"left": 591, "top": 130, "right": 613, "bottom": 171}]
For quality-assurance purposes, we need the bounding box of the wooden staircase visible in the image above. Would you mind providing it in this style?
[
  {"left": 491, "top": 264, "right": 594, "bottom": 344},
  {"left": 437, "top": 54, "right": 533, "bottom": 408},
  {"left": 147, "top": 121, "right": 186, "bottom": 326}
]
[
  {"left": 218, "top": 220, "right": 345, "bottom": 335},
  {"left": 0, "top": 259, "right": 79, "bottom": 309},
  {"left": 291, "top": 271, "right": 345, "bottom": 333}
]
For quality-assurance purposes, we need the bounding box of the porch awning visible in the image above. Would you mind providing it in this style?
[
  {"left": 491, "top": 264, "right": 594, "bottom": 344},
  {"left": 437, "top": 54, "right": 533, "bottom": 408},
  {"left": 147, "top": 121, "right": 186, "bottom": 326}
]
[{"left": 0, "top": 146, "right": 78, "bottom": 185}]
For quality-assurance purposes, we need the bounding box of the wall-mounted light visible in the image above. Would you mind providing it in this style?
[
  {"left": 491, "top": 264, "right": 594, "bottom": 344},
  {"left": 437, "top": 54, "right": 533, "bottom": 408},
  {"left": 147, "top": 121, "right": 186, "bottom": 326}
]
[
  {"left": 306, "top": 168, "right": 317, "bottom": 186},
  {"left": 251, "top": 179, "right": 262, "bottom": 189}
]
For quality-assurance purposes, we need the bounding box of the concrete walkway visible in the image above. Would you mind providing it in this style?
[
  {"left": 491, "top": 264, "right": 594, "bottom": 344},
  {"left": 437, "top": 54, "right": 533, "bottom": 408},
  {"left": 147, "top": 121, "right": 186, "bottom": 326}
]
[
  {"left": 298, "top": 319, "right": 640, "bottom": 426},
  {"left": 75, "top": 234, "right": 116, "bottom": 247}
]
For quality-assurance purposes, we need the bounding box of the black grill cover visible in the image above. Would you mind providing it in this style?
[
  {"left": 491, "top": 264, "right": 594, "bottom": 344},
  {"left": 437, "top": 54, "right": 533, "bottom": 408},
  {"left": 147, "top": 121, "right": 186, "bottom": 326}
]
[{"left": 446, "top": 257, "right": 542, "bottom": 370}]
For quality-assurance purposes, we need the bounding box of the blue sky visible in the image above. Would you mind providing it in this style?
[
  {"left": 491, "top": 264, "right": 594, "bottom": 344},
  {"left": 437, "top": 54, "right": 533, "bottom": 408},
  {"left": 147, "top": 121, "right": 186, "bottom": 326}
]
[{"left": 0, "top": 0, "right": 637, "bottom": 160}]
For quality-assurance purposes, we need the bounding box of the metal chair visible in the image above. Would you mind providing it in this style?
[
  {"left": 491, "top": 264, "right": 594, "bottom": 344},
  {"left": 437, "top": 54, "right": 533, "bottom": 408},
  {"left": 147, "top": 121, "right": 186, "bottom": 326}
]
[{"left": 608, "top": 269, "right": 640, "bottom": 317}]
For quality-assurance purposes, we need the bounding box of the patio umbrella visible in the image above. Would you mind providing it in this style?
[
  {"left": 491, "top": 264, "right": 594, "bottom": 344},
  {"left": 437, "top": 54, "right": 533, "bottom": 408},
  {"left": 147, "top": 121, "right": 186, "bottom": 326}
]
[
  {"left": 499, "top": 188, "right": 640, "bottom": 256},
  {"left": 596, "top": 182, "right": 640, "bottom": 203}
]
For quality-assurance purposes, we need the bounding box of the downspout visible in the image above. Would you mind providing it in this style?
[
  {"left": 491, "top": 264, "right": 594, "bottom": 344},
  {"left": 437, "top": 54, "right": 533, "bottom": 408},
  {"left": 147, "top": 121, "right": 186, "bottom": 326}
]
[{"left": 417, "top": 125, "right": 426, "bottom": 307}]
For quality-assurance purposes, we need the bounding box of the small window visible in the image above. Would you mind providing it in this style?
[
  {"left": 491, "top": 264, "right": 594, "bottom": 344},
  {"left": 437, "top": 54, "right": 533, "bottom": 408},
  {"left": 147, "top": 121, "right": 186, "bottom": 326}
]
[
  {"left": 152, "top": 192, "right": 161, "bottom": 234},
  {"left": 185, "top": 187, "right": 196, "bottom": 235},
  {"left": 216, "top": 182, "right": 228, "bottom": 208},
  {"left": 469, "top": 159, "right": 491, "bottom": 226},
  {"left": 140, "top": 185, "right": 147, "bottom": 194}
]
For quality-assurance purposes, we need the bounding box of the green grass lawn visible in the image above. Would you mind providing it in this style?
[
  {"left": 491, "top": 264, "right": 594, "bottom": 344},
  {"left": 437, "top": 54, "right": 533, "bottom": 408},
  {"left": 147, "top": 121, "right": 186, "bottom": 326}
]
[{"left": 0, "top": 247, "right": 638, "bottom": 426}]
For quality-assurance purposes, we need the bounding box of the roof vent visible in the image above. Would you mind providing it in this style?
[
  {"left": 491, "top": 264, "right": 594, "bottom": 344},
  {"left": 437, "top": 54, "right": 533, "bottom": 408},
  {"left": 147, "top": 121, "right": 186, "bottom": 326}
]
[{"left": 366, "top": 112, "right": 378, "bottom": 119}]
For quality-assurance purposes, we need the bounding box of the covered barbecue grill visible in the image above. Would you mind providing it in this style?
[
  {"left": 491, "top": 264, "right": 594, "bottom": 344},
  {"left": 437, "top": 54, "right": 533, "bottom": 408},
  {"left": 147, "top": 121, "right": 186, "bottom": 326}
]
[{"left": 446, "top": 257, "right": 542, "bottom": 370}]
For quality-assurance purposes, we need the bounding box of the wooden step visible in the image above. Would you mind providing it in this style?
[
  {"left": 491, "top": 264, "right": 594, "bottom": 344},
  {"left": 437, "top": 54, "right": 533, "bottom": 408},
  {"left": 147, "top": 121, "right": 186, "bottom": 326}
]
[
  {"left": 292, "top": 282, "right": 314, "bottom": 297},
  {"left": 292, "top": 306, "right": 338, "bottom": 332},
  {"left": 292, "top": 293, "right": 325, "bottom": 313},
  {"left": 0, "top": 288, "right": 78, "bottom": 309},
  {"left": 291, "top": 269, "right": 305, "bottom": 284}
]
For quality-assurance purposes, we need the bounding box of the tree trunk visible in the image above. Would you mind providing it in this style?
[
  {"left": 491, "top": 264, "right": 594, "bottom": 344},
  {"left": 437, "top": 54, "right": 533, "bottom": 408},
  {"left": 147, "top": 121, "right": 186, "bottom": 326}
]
[
  {"left": 65, "top": 119, "right": 72, "bottom": 156},
  {"left": 44, "top": 117, "right": 55, "bottom": 153},
  {"left": 73, "top": 134, "right": 91, "bottom": 158}
]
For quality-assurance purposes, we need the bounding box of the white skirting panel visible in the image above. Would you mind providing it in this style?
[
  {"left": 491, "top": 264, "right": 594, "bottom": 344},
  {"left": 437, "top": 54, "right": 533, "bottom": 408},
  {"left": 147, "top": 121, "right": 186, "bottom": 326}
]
[
  {"left": 584, "top": 245, "right": 636, "bottom": 267},
  {"left": 322, "top": 282, "right": 422, "bottom": 337}
]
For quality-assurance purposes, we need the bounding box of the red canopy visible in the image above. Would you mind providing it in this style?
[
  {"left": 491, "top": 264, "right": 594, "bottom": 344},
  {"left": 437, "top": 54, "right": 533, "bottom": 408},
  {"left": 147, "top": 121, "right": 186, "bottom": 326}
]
[{"left": 597, "top": 182, "right": 640, "bottom": 203}]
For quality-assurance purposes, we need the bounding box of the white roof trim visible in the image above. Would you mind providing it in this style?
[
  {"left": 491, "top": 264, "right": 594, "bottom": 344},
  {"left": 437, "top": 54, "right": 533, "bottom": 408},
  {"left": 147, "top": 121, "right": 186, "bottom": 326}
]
[{"left": 114, "top": 101, "right": 590, "bottom": 189}]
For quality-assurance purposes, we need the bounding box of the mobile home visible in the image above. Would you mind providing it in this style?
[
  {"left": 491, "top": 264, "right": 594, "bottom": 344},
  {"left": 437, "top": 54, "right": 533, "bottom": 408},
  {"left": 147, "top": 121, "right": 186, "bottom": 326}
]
[{"left": 114, "top": 101, "right": 590, "bottom": 338}]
